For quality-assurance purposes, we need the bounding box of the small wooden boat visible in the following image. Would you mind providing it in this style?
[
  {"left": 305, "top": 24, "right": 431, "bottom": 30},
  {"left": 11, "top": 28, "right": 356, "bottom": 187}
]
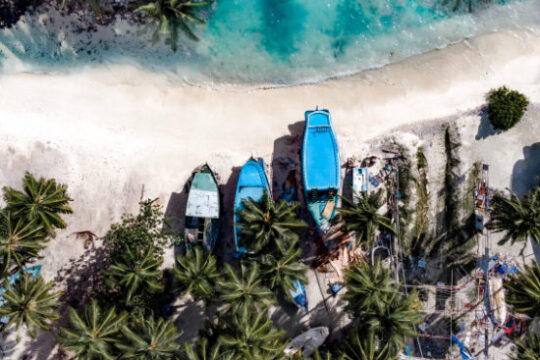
[
  {"left": 302, "top": 109, "right": 340, "bottom": 233},
  {"left": 284, "top": 326, "right": 329, "bottom": 357},
  {"left": 184, "top": 164, "right": 220, "bottom": 251},
  {"left": 234, "top": 158, "right": 270, "bottom": 254}
]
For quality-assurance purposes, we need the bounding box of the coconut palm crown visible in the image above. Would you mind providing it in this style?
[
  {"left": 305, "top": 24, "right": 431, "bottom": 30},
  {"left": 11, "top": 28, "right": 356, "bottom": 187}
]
[
  {"left": 344, "top": 260, "right": 421, "bottom": 356},
  {"left": 503, "top": 262, "right": 540, "bottom": 319},
  {"left": 338, "top": 189, "right": 395, "bottom": 249},
  {"left": 258, "top": 240, "right": 307, "bottom": 300},
  {"left": 174, "top": 244, "right": 220, "bottom": 302},
  {"left": 217, "top": 262, "right": 274, "bottom": 315},
  {"left": 0, "top": 212, "right": 46, "bottom": 277},
  {"left": 0, "top": 273, "right": 61, "bottom": 337},
  {"left": 3, "top": 172, "right": 73, "bottom": 236},
  {"left": 135, "top": 0, "right": 212, "bottom": 52},
  {"left": 58, "top": 300, "right": 127, "bottom": 360},
  {"left": 510, "top": 331, "right": 540, "bottom": 360},
  {"left": 344, "top": 260, "right": 395, "bottom": 317},
  {"left": 237, "top": 193, "right": 307, "bottom": 256},
  {"left": 339, "top": 329, "right": 397, "bottom": 360},
  {"left": 102, "top": 246, "right": 163, "bottom": 302},
  {"left": 217, "top": 307, "right": 285, "bottom": 360},
  {"left": 117, "top": 316, "right": 181, "bottom": 359},
  {"left": 487, "top": 187, "right": 540, "bottom": 252}
]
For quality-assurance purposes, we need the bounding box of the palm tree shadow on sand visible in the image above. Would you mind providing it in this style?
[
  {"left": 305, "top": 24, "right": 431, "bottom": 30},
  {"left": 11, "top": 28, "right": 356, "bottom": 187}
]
[{"left": 511, "top": 141, "right": 540, "bottom": 263}]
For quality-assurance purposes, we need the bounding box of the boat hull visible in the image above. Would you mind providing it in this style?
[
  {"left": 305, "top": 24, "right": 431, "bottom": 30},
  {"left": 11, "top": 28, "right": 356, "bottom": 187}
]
[
  {"left": 301, "top": 109, "right": 340, "bottom": 232},
  {"left": 234, "top": 159, "right": 270, "bottom": 253},
  {"left": 184, "top": 165, "right": 220, "bottom": 251},
  {"left": 284, "top": 326, "right": 329, "bottom": 357}
]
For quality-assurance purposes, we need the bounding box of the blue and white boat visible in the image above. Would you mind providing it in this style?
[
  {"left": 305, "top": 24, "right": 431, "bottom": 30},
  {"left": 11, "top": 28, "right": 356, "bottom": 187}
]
[
  {"left": 234, "top": 158, "right": 271, "bottom": 254},
  {"left": 184, "top": 164, "right": 220, "bottom": 251},
  {"left": 302, "top": 109, "right": 340, "bottom": 233}
]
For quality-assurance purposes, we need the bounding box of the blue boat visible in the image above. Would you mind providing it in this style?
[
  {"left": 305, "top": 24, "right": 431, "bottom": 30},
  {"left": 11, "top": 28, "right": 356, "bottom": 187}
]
[
  {"left": 234, "top": 158, "right": 271, "bottom": 254},
  {"left": 234, "top": 160, "right": 309, "bottom": 311},
  {"left": 302, "top": 109, "right": 340, "bottom": 233},
  {"left": 0, "top": 265, "right": 42, "bottom": 324}
]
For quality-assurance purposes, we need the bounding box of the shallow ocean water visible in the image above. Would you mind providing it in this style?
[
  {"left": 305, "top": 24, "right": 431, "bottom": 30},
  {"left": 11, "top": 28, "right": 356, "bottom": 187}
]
[{"left": 0, "top": 0, "right": 539, "bottom": 85}]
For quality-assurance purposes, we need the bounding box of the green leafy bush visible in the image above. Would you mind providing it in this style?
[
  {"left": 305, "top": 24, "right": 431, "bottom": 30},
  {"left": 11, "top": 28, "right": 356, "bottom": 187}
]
[{"left": 487, "top": 86, "right": 529, "bottom": 130}]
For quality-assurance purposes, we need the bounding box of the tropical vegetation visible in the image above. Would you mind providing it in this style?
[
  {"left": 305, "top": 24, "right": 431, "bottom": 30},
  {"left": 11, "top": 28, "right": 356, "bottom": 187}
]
[
  {"left": 338, "top": 189, "right": 395, "bottom": 248},
  {"left": 237, "top": 193, "right": 307, "bottom": 255},
  {"left": 338, "top": 329, "right": 397, "bottom": 360},
  {"left": 487, "top": 186, "right": 540, "bottom": 252},
  {"left": 2, "top": 172, "right": 73, "bottom": 237},
  {"left": 217, "top": 262, "right": 274, "bottom": 315},
  {"left": 510, "top": 331, "right": 540, "bottom": 360},
  {"left": 174, "top": 244, "right": 220, "bottom": 302},
  {"left": 0, "top": 273, "right": 62, "bottom": 337},
  {"left": 0, "top": 212, "right": 45, "bottom": 277},
  {"left": 118, "top": 316, "right": 181, "bottom": 359},
  {"left": 503, "top": 262, "right": 540, "bottom": 319},
  {"left": 135, "top": 0, "right": 213, "bottom": 52},
  {"left": 258, "top": 240, "right": 308, "bottom": 299},
  {"left": 487, "top": 86, "right": 529, "bottom": 130},
  {"left": 58, "top": 301, "right": 127, "bottom": 359},
  {"left": 344, "top": 260, "right": 421, "bottom": 356}
]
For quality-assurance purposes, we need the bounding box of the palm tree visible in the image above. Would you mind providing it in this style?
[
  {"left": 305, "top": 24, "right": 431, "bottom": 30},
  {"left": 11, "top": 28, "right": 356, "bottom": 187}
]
[
  {"left": 174, "top": 245, "right": 220, "bottom": 302},
  {"left": 338, "top": 190, "right": 395, "bottom": 249},
  {"left": 102, "top": 246, "right": 163, "bottom": 302},
  {"left": 117, "top": 316, "right": 181, "bottom": 359},
  {"left": 181, "top": 337, "right": 233, "bottom": 360},
  {"left": 258, "top": 240, "right": 307, "bottom": 300},
  {"left": 487, "top": 187, "right": 539, "bottom": 252},
  {"left": 217, "top": 263, "right": 274, "bottom": 315},
  {"left": 218, "top": 307, "right": 285, "bottom": 360},
  {"left": 503, "top": 262, "right": 540, "bottom": 319},
  {"left": 135, "top": 0, "right": 212, "bottom": 52},
  {"left": 237, "top": 194, "right": 307, "bottom": 255},
  {"left": 343, "top": 261, "right": 421, "bottom": 355},
  {"left": 58, "top": 300, "right": 127, "bottom": 360},
  {"left": 312, "top": 349, "right": 337, "bottom": 360},
  {"left": 510, "top": 331, "right": 540, "bottom": 360},
  {"left": 3, "top": 172, "right": 73, "bottom": 236},
  {"left": 339, "top": 329, "right": 397, "bottom": 360},
  {"left": 0, "top": 274, "right": 61, "bottom": 337},
  {"left": 343, "top": 260, "right": 395, "bottom": 317},
  {"left": 359, "top": 290, "right": 421, "bottom": 356},
  {"left": 0, "top": 212, "right": 46, "bottom": 277}
]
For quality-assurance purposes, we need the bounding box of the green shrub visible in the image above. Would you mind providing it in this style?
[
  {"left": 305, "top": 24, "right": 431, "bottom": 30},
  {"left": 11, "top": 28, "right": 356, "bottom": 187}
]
[{"left": 487, "top": 86, "right": 529, "bottom": 130}]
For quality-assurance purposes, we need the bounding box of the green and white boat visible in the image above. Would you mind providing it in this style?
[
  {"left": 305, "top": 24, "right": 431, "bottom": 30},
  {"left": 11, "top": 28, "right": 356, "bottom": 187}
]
[{"left": 184, "top": 164, "right": 220, "bottom": 251}]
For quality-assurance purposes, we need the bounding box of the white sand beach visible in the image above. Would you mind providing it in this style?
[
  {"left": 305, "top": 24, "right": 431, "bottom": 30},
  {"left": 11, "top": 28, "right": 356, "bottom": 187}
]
[{"left": 0, "top": 26, "right": 540, "bottom": 358}]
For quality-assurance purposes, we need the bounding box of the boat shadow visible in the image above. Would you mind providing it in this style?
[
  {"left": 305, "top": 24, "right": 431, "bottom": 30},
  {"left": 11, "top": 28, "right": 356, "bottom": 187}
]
[
  {"left": 164, "top": 185, "right": 189, "bottom": 259},
  {"left": 215, "top": 166, "right": 241, "bottom": 263}
]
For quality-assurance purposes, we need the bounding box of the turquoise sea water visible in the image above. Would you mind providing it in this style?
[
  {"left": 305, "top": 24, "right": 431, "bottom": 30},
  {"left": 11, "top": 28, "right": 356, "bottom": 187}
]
[{"left": 0, "top": 0, "right": 539, "bottom": 85}]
